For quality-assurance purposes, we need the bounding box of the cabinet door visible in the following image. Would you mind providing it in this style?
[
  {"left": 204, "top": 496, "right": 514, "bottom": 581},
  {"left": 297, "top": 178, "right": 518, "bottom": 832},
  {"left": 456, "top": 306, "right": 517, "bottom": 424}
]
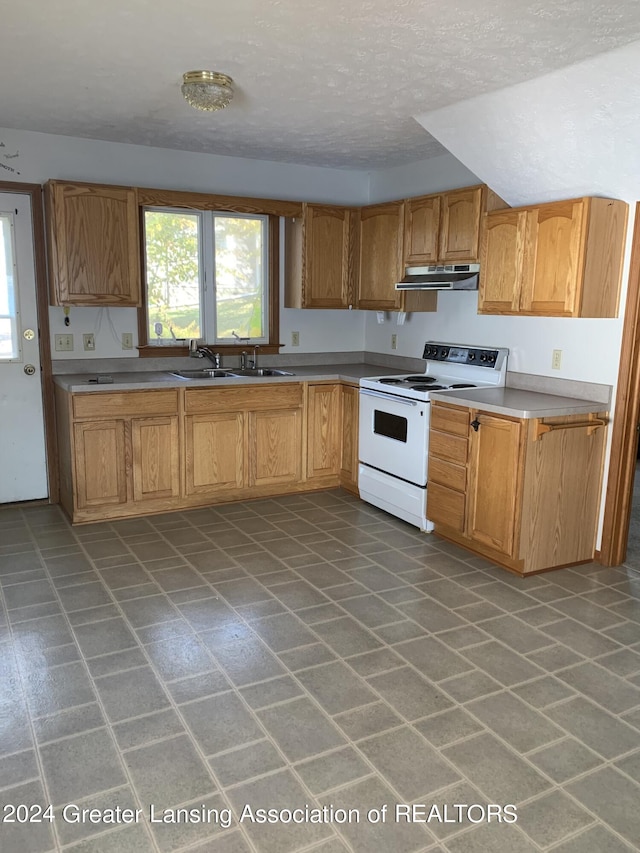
[
  {"left": 521, "top": 200, "right": 585, "bottom": 315},
  {"left": 249, "top": 408, "right": 302, "bottom": 487},
  {"left": 340, "top": 384, "right": 359, "bottom": 491},
  {"left": 404, "top": 195, "right": 441, "bottom": 265},
  {"left": 439, "top": 186, "right": 484, "bottom": 262},
  {"left": 305, "top": 205, "right": 355, "bottom": 308},
  {"left": 479, "top": 209, "right": 533, "bottom": 314},
  {"left": 184, "top": 412, "right": 245, "bottom": 496},
  {"left": 47, "top": 182, "right": 140, "bottom": 306},
  {"left": 357, "top": 202, "right": 404, "bottom": 310},
  {"left": 131, "top": 416, "right": 180, "bottom": 503},
  {"left": 466, "top": 413, "right": 524, "bottom": 557},
  {"left": 74, "top": 420, "right": 127, "bottom": 509},
  {"left": 307, "top": 384, "right": 341, "bottom": 478}
]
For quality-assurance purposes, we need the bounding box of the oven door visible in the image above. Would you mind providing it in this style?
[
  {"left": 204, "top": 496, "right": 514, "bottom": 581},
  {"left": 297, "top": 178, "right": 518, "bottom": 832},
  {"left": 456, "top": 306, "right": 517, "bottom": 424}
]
[{"left": 358, "top": 388, "right": 429, "bottom": 486}]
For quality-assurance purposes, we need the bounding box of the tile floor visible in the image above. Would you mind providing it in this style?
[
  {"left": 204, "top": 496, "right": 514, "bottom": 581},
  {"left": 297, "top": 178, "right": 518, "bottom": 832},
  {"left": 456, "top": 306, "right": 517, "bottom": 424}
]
[{"left": 1, "top": 489, "right": 640, "bottom": 853}]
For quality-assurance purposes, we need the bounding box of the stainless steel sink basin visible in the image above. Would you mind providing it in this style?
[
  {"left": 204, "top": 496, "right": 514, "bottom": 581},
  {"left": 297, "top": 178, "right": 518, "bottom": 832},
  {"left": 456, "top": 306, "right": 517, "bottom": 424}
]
[
  {"left": 168, "top": 369, "right": 238, "bottom": 379},
  {"left": 232, "top": 368, "right": 295, "bottom": 377},
  {"left": 167, "top": 368, "right": 295, "bottom": 380}
]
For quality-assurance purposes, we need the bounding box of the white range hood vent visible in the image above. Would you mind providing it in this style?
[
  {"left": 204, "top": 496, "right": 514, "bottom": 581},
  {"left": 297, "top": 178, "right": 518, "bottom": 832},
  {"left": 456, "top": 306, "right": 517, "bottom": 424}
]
[{"left": 395, "top": 264, "right": 480, "bottom": 291}]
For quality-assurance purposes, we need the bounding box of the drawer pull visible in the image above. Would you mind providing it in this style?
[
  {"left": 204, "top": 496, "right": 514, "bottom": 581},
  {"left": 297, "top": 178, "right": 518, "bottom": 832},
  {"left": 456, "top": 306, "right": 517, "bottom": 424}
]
[{"left": 534, "top": 416, "right": 606, "bottom": 441}]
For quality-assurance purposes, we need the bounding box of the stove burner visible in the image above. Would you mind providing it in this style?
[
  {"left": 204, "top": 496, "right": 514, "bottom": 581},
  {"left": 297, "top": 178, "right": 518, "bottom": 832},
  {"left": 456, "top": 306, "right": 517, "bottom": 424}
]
[
  {"left": 449, "top": 383, "right": 477, "bottom": 389},
  {"left": 378, "top": 378, "right": 405, "bottom": 384},
  {"left": 412, "top": 384, "right": 447, "bottom": 391},
  {"left": 405, "top": 375, "right": 436, "bottom": 382}
]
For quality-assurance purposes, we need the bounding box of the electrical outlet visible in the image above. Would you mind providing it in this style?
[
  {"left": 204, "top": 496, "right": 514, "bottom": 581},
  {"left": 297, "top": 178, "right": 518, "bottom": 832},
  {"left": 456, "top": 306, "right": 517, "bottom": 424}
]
[
  {"left": 55, "top": 334, "right": 74, "bottom": 352},
  {"left": 83, "top": 333, "right": 95, "bottom": 351},
  {"left": 391, "top": 334, "right": 398, "bottom": 350},
  {"left": 121, "top": 333, "right": 134, "bottom": 350},
  {"left": 552, "top": 349, "right": 562, "bottom": 370},
  {"left": 291, "top": 331, "right": 300, "bottom": 347}
]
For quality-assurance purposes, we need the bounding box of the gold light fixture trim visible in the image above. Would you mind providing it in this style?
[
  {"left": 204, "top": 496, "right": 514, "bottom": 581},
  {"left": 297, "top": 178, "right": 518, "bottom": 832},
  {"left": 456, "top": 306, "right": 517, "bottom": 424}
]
[{"left": 181, "top": 70, "right": 234, "bottom": 112}]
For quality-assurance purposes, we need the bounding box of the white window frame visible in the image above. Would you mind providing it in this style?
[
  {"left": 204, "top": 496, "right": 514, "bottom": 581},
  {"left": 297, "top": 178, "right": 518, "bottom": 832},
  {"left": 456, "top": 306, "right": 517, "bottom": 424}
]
[{"left": 143, "top": 206, "right": 269, "bottom": 346}]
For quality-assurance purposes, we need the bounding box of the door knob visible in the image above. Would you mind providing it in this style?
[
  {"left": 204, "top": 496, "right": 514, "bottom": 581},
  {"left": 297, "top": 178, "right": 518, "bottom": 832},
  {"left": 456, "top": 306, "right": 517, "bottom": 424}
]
[{"left": 24, "top": 364, "right": 36, "bottom": 376}]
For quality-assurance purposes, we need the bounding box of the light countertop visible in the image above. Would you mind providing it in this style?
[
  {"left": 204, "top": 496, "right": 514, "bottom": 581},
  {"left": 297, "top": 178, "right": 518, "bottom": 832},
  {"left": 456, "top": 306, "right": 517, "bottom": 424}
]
[
  {"left": 53, "top": 367, "right": 609, "bottom": 418},
  {"left": 52, "top": 363, "right": 404, "bottom": 393},
  {"left": 430, "top": 387, "right": 607, "bottom": 419}
]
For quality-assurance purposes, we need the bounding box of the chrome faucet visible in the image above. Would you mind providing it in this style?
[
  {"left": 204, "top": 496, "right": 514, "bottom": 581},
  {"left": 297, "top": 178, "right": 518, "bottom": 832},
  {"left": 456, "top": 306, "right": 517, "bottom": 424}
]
[
  {"left": 240, "top": 351, "right": 248, "bottom": 370},
  {"left": 191, "top": 346, "right": 222, "bottom": 369},
  {"left": 249, "top": 345, "right": 260, "bottom": 370}
]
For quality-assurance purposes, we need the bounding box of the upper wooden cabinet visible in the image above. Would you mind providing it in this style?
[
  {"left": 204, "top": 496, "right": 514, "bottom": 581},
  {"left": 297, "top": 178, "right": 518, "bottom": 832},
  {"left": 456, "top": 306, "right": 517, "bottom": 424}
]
[
  {"left": 284, "top": 203, "right": 357, "bottom": 309},
  {"left": 357, "top": 201, "right": 404, "bottom": 311},
  {"left": 404, "top": 194, "right": 441, "bottom": 264},
  {"left": 45, "top": 180, "right": 141, "bottom": 306},
  {"left": 404, "top": 184, "right": 506, "bottom": 266},
  {"left": 357, "top": 201, "right": 437, "bottom": 313},
  {"left": 479, "top": 196, "right": 628, "bottom": 317}
]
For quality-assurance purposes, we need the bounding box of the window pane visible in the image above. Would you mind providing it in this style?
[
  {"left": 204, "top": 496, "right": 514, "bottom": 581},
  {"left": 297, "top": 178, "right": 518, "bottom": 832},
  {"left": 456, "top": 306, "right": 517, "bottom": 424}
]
[
  {"left": 0, "top": 214, "right": 18, "bottom": 360},
  {"left": 144, "top": 210, "right": 202, "bottom": 342},
  {"left": 214, "top": 216, "right": 265, "bottom": 340}
]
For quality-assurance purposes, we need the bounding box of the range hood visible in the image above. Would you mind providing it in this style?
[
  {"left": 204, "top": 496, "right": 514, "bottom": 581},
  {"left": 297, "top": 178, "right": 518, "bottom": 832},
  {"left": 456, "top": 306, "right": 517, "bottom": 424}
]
[{"left": 395, "top": 264, "right": 480, "bottom": 291}]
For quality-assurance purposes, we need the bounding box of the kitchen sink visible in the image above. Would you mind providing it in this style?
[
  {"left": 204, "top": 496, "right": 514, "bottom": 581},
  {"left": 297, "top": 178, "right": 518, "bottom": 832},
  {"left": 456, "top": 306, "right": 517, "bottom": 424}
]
[
  {"left": 232, "top": 368, "right": 295, "bottom": 377},
  {"left": 167, "top": 368, "right": 295, "bottom": 380},
  {"left": 167, "top": 369, "right": 239, "bottom": 379}
]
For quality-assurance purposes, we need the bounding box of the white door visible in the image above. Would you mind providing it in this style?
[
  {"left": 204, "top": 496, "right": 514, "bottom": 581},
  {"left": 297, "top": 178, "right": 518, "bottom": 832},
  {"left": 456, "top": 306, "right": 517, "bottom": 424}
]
[{"left": 0, "top": 192, "right": 48, "bottom": 502}]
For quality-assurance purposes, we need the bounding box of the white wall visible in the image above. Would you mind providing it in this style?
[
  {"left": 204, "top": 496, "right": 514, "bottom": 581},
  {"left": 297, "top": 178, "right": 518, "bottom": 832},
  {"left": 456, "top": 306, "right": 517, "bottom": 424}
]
[
  {"left": 1, "top": 126, "right": 376, "bottom": 359},
  {"left": 0, "top": 127, "right": 368, "bottom": 202},
  {"left": 365, "top": 293, "right": 624, "bottom": 386},
  {"left": 368, "top": 151, "right": 480, "bottom": 203},
  {"left": 1, "top": 126, "right": 490, "bottom": 360}
]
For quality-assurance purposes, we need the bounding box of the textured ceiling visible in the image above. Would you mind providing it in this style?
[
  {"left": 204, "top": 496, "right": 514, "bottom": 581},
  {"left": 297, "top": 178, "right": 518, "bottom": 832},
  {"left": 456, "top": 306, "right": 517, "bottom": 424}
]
[{"left": 4, "top": 0, "right": 640, "bottom": 168}]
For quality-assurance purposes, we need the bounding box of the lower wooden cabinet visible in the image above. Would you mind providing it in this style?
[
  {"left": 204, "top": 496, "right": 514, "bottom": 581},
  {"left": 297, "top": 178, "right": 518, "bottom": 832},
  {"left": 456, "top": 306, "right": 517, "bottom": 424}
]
[
  {"left": 306, "top": 382, "right": 360, "bottom": 493},
  {"left": 466, "top": 412, "right": 524, "bottom": 557},
  {"left": 57, "top": 389, "right": 181, "bottom": 522},
  {"left": 130, "top": 415, "right": 180, "bottom": 503},
  {"left": 56, "top": 379, "right": 359, "bottom": 523},
  {"left": 427, "top": 401, "right": 607, "bottom": 574},
  {"left": 307, "top": 384, "right": 342, "bottom": 479},
  {"left": 339, "top": 384, "right": 359, "bottom": 493},
  {"left": 74, "top": 420, "right": 127, "bottom": 510},
  {"left": 184, "top": 411, "right": 244, "bottom": 497},
  {"left": 249, "top": 408, "right": 303, "bottom": 487}
]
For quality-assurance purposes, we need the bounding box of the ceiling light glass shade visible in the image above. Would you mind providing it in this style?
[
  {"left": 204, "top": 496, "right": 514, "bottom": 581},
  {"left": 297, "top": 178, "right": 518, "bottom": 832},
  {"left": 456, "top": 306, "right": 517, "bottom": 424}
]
[{"left": 181, "top": 71, "right": 234, "bottom": 112}]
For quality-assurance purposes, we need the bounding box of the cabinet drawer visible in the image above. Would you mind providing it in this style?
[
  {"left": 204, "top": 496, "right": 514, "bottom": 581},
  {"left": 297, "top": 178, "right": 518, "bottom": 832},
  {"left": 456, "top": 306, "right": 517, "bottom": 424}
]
[
  {"left": 427, "top": 482, "right": 465, "bottom": 532},
  {"left": 73, "top": 390, "right": 178, "bottom": 419},
  {"left": 429, "top": 430, "right": 468, "bottom": 465},
  {"left": 186, "top": 383, "right": 303, "bottom": 414},
  {"left": 431, "top": 403, "right": 469, "bottom": 436},
  {"left": 429, "top": 456, "right": 466, "bottom": 492}
]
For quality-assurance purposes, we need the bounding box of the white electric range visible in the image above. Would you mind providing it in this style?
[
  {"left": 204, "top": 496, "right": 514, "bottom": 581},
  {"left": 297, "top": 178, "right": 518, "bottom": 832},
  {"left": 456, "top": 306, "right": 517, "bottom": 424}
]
[{"left": 358, "top": 341, "right": 509, "bottom": 530}]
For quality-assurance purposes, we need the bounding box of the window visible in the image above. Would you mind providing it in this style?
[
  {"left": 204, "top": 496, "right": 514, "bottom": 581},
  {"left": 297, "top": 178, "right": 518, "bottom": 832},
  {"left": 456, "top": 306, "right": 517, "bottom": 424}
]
[
  {"left": 142, "top": 207, "right": 274, "bottom": 348},
  {"left": 0, "top": 213, "right": 19, "bottom": 360}
]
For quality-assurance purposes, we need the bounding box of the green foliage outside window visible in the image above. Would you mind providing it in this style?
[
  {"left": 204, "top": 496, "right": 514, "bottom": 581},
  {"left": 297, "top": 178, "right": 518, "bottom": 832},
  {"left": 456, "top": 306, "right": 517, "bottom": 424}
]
[{"left": 144, "top": 209, "right": 266, "bottom": 343}]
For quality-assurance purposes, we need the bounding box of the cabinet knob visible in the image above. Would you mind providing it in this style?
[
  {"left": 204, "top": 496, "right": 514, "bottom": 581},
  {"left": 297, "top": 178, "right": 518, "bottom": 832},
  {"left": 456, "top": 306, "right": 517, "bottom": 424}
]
[{"left": 470, "top": 418, "right": 480, "bottom": 431}]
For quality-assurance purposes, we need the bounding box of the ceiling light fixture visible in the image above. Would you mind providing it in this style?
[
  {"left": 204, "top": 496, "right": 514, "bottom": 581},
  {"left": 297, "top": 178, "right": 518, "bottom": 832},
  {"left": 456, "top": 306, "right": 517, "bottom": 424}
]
[{"left": 181, "top": 70, "right": 234, "bottom": 112}]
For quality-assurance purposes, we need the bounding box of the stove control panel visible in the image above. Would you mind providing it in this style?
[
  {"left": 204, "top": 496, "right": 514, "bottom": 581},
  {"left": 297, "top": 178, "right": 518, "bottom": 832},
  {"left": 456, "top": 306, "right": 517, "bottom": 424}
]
[{"left": 422, "top": 342, "right": 503, "bottom": 368}]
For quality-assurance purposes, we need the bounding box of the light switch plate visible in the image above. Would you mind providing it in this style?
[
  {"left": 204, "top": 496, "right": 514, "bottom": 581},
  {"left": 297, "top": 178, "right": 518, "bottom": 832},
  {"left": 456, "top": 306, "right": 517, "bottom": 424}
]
[{"left": 55, "top": 334, "right": 73, "bottom": 352}]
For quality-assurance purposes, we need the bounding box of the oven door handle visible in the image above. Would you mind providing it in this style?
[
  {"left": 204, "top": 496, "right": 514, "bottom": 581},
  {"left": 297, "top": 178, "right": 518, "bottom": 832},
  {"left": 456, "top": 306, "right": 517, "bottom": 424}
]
[{"left": 359, "top": 389, "right": 419, "bottom": 407}]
